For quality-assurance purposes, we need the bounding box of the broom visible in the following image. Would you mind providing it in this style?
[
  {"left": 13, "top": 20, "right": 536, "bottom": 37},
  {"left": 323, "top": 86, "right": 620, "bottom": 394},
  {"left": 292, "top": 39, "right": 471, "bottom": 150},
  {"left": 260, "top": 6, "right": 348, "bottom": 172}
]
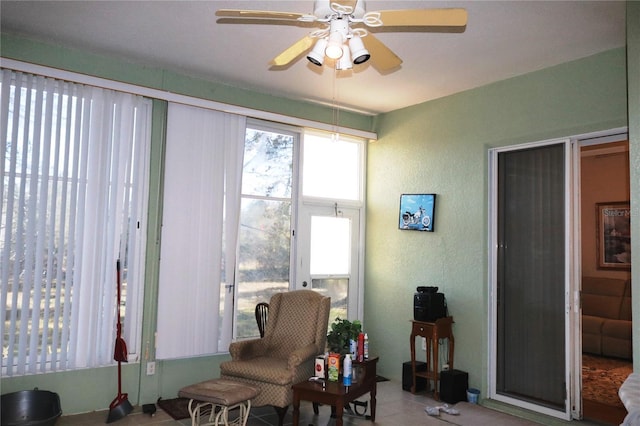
[
  {"left": 107, "top": 260, "right": 133, "bottom": 423},
  {"left": 113, "top": 259, "right": 128, "bottom": 363}
]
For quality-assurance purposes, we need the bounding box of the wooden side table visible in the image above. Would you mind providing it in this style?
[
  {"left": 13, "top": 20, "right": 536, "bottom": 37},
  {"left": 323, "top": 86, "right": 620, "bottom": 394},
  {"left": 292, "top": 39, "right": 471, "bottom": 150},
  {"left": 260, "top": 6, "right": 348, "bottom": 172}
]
[
  {"left": 410, "top": 317, "right": 454, "bottom": 399},
  {"left": 292, "top": 356, "right": 378, "bottom": 426}
]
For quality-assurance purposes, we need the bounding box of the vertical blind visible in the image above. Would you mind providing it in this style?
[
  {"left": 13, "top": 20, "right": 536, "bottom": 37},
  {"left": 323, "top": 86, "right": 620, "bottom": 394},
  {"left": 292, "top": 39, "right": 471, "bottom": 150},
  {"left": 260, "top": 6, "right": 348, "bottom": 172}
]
[
  {"left": 156, "top": 103, "right": 245, "bottom": 359},
  {"left": 1, "top": 69, "right": 151, "bottom": 375}
]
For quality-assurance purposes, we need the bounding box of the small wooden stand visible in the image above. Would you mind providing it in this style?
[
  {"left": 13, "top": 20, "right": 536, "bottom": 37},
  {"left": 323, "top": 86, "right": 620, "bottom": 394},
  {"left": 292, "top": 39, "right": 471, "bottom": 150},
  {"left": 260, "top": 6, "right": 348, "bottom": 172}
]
[{"left": 410, "top": 317, "right": 454, "bottom": 399}]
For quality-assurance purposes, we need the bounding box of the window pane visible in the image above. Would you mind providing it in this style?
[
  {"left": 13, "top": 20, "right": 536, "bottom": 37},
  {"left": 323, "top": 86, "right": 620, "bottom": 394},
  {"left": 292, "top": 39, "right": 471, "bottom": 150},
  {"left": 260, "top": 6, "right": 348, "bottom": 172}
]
[
  {"left": 312, "top": 278, "right": 348, "bottom": 326},
  {"left": 303, "top": 132, "right": 361, "bottom": 201},
  {"left": 236, "top": 124, "right": 296, "bottom": 339},
  {"left": 310, "top": 216, "right": 350, "bottom": 275},
  {"left": 236, "top": 198, "right": 291, "bottom": 338},
  {"left": 242, "top": 129, "right": 294, "bottom": 198}
]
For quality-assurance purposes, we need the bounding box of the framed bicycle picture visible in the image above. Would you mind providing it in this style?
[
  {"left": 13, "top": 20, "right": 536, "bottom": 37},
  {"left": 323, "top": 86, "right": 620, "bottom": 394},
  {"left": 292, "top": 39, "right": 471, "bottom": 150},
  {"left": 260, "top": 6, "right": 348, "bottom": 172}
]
[
  {"left": 399, "top": 194, "right": 436, "bottom": 232},
  {"left": 596, "top": 201, "right": 631, "bottom": 270}
]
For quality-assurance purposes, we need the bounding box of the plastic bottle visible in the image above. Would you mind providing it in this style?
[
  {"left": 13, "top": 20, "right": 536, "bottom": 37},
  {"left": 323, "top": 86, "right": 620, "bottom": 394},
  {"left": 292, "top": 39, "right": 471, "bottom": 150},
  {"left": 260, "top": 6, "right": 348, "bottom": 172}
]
[
  {"left": 364, "top": 333, "right": 369, "bottom": 359},
  {"left": 343, "top": 354, "right": 352, "bottom": 386},
  {"left": 357, "top": 332, "right": 365, "bottom": 362}
]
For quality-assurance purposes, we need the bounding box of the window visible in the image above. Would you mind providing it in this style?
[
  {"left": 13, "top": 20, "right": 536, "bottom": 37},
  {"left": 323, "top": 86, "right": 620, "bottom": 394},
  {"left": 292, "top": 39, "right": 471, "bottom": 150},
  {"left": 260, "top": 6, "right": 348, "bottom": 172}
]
[
  {"left": 234, "top": 126, "right": 366, "bottom": 338},
  {"left": 235, "top": 121, "right": 297, "bottom": 338},
  {"left": 302, "top": 131, "right": 363, "bottom": 202},
  {"left": 1, "top": 70, "right": 151, "bottom": 375},
  {"left": 156, "top": 113, "right": 366, "bottom": 347},
  {"left": 156, "top": 103, "right": 246, "bottom": 359},
  {"left": 297, "top": 130, "right": 365, "bottom": 325}
]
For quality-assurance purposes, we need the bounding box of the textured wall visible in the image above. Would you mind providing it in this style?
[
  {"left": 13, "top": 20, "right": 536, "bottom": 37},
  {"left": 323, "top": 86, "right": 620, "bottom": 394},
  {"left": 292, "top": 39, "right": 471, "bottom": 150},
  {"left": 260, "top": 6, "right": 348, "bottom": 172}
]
[{"left": 366, "top": 48, "right": 628, "bottom": 394}]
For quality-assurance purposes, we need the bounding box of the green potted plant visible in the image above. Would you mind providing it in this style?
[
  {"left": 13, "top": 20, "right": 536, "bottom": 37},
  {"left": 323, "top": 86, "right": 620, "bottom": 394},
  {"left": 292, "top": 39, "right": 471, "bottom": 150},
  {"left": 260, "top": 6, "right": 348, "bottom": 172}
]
[{"left": 327, "top": 317, "right": 362, "bottom": 355}]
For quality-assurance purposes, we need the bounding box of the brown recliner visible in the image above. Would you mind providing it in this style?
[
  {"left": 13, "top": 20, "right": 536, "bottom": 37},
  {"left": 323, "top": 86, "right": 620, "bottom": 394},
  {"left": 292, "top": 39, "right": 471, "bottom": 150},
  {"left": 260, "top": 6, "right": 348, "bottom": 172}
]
[{"left": 220, "top": 290, "right": 330, "bottom": 425}]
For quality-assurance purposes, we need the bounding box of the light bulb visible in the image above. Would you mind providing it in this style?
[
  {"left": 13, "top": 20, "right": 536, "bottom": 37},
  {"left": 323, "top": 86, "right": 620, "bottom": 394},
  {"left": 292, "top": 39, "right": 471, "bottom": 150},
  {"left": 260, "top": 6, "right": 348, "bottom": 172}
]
[{"left": 325, "top": 31, "right": 344, "bottom": 59}]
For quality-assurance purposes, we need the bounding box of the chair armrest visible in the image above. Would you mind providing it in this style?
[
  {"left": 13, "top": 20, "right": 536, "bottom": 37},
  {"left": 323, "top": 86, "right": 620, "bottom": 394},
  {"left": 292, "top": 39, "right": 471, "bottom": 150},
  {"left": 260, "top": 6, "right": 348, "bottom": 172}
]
[
  {"left": 287, "top": 343, "right": 320, "bottom": 370},
  {"left": 228, "top": 338, "right": 267, "bottom": 360}
]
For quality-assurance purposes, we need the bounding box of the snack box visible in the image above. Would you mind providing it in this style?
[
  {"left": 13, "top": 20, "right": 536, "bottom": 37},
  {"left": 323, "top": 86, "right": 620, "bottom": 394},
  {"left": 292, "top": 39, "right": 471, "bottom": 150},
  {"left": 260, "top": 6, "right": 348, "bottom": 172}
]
[{"left": 328, "top": 353, "right": 340, "bottom": 382}]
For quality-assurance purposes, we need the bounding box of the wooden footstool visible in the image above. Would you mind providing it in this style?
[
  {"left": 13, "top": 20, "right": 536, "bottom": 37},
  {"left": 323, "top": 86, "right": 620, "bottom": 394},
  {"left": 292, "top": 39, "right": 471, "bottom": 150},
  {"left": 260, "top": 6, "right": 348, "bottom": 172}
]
[{"left": 178, "top": 379, "right": 260, "bottom": 426}]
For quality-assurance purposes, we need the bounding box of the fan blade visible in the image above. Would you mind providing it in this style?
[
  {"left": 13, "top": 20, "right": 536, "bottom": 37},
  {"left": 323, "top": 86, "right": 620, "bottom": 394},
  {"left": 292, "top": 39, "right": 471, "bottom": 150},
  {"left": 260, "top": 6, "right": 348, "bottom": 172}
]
[
  {"left": 216, "top": 17, "right": 321, "bottom": 29},
  {"left": 362, "top": 34, "right": 402, "bottom": 72},
  {"left": 270, "top": 35, "right": 316, "bottom": 67},
  {"left": 373, "top": 8, "right": 467, "bottom": 27},
  {"left": 333, "top": 0, "right": 358, "bottom": 11},
  {"left": 216, "top": 9, "right": 312, "bottom": 21}
]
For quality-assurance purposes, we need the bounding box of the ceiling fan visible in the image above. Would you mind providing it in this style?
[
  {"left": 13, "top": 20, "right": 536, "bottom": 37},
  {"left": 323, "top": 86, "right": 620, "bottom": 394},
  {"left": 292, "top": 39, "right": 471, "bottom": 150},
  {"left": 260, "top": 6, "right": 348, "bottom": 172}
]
[{"left": 216, "top": 0, "right": 467, "bottom": 73}]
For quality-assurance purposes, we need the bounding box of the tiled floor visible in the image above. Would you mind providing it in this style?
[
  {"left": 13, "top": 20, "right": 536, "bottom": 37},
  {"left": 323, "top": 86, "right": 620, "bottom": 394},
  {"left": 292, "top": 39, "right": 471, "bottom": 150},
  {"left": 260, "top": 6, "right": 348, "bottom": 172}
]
[{"left": 56, "top": 380, "right": 608, "bottom": 426}]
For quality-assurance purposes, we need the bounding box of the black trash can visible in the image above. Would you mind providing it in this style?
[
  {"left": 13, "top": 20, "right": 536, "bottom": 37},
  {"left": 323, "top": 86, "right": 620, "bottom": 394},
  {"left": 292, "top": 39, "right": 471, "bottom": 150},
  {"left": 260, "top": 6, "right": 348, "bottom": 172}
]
[{"left": 1, "top": 389, "right": 62, "bottom": 426}]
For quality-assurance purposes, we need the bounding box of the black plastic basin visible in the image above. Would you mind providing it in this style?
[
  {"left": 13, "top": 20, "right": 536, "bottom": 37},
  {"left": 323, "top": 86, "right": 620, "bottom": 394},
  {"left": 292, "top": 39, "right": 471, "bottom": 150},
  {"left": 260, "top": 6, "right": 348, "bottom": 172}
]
[{"left": 1, "top": 389, "right": 62, "bottom": 426}]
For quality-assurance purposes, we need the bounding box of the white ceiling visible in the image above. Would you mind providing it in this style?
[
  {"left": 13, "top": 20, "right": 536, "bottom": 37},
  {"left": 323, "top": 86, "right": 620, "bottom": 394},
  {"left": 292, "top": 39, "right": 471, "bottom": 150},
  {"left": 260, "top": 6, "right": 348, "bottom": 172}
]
[{"left": 0, "top": 1, "right": 627, "bottom": 115}]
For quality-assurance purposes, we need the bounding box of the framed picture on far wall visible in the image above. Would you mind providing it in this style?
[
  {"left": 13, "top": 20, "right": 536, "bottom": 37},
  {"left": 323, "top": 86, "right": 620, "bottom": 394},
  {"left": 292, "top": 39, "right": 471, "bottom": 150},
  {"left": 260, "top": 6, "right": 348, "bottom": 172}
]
[
  {"left": 399, "top": 194, "right": 436, "bottom": 232},
  {"left": 596, "top": 201, "right": 631, "bottom": 270}
]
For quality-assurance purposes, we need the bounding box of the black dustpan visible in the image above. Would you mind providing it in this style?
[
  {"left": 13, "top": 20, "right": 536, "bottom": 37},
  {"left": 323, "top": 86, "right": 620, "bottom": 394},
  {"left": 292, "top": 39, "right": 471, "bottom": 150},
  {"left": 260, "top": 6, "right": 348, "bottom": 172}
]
[{"left": 107, "top": 392, "right": 133, "bottom": 423}]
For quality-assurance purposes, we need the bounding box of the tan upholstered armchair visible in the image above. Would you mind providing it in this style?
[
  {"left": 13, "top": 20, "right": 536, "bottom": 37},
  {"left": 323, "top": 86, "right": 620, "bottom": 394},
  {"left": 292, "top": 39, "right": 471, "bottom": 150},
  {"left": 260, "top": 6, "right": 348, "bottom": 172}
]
[{"left": 220, "top": 290, "right": 330, "bottom": 425}]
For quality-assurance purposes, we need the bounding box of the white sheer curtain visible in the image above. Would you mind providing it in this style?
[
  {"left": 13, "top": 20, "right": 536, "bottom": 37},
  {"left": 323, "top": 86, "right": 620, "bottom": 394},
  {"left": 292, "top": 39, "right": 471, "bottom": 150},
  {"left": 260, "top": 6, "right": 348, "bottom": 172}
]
[
  {"left": 0, "top": 69, "right": 151, "bottom": 375},
  {"left": 156, "top": 103, "right": 245, "bottom": 359}
]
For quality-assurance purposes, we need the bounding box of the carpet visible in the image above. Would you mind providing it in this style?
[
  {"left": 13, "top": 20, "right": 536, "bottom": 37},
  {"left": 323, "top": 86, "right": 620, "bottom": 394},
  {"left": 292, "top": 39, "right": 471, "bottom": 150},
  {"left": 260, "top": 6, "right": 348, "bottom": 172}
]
[
  {"left": 157, "top": 397, "right": 190, "bottom": 420},
  {"left": 582, "top": 354, "right": 632, "bottom": 408}
]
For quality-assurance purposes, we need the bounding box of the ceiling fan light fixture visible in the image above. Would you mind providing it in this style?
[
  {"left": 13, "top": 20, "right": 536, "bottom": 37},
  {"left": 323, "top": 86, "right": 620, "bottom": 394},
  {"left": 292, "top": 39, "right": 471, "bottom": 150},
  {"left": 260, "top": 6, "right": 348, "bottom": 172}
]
[
  {"left": 349, "top": 35, "right": 370, "bottom": 64},
  {"left": 337, "top": 45, "right": 353, "bottom": 70},
  {"left": 216, "top": 4, "right": 467, "bottom": 72},
  {"left": 325, "top": 31, "right": 345, "bottom": 59},
  {"left": 307, "top": 38, "right": 328, "bottom": 66}
]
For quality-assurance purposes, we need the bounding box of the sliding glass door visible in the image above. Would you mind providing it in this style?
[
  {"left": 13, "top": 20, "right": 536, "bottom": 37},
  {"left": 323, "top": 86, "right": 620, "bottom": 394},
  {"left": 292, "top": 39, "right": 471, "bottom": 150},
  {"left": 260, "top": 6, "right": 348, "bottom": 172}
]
[{"left": 489, "top": 139, "right": 578, "bottom": 420}]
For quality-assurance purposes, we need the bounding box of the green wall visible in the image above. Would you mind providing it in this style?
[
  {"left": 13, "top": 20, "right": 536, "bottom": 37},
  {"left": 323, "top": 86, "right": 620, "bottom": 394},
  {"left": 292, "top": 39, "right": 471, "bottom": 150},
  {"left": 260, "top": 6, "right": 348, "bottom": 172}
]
[
  {"left": 0, "top": 33, "right": 375, "bottom": 133},
  {"left": 365, "top": 46, "right": 630, "bottom": 419},
  {"left": 1, "top": 8, "right": 639, "bottom": 421}
]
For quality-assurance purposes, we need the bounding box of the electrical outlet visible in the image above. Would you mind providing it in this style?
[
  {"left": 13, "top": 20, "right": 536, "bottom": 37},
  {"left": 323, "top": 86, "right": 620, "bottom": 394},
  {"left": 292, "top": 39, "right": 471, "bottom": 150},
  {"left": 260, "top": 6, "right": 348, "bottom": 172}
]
[
  {"left": 421, "top": 337, "right": 426, "bottom": 351},
  {"left": 146, "top": 361, "right": 156, "bottom": 375}
]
